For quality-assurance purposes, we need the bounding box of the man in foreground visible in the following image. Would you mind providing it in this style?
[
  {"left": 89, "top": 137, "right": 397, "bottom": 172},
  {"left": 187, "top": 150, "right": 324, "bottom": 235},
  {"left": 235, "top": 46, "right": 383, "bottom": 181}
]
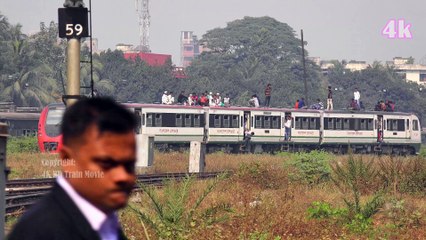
[{"left": 8, "top": 97, "right": 137, "bottom": 240}]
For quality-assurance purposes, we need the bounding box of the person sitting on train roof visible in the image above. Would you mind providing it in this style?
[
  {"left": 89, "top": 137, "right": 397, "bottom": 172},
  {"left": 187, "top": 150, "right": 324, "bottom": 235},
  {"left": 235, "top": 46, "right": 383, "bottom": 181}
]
[
  {"left": 385, "top": 100, "right": 395, "bottom": 112},
  {"left": 294, "top": 99, "right": 299, "bottom": 109},
  {"left": 310, "top": 99, "right": 324, "bottom": 110},
  {"left": 161, "top": 91, "right": 168, "bottom": 104},
  {"left": 199, "top": 93, "right": 208, "bottom": 106},
  {"left": 167, "top": 92, "right": 175, "bottom": 105},
  {"left": 374, "top": 101, "right": 381, "bottom": 111},
  {"left": 177, "top": 91, "right": 188, "bottom": 104},
  {"left": 249, "top": 94, "right": 260, "bottom": 107},
  {"left": 299, "top": 98, "right": 305, "bottom": 109},
  {"left": 191, "top": 93, "right": 199, "bottom": 106},
  {"left": 348, "top": 98, "right": 359, "bottom": 110}
]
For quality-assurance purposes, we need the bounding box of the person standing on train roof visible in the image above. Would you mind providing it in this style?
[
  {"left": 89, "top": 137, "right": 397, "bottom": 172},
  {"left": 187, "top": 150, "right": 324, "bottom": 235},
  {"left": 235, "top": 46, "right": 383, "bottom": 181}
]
[
  {"left": 223, "top": 94, "right": 231, "bottom": 107},
  {"left": 8, "top": 97, "right": 137, "bottom": 240},
  {"left": 327, "top": 86, "right": 333, "bottom": 110},
  {"left": 264, "top": 83, "right": 272, "bottom": 107},
  {"left": 354, "top": 88, "right": 361, "bottom": 108}
]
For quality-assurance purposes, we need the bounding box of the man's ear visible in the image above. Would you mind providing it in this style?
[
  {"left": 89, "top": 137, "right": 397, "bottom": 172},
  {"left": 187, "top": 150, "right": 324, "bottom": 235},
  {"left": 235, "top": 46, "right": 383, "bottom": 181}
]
[{"left": 60, "top": 145, "right": 72, "bottom": 161}]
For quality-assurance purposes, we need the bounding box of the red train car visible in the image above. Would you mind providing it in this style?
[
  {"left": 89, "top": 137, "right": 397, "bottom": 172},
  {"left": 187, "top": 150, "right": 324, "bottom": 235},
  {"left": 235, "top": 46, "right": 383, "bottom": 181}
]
[{"left": 38, "top": 103, "right": 65, "bottom": 153}]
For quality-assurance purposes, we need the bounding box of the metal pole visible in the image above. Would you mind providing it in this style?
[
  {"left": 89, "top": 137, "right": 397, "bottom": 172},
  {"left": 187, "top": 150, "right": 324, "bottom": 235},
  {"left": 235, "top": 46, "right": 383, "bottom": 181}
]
[
  {"left": 89, "top": 0, "right": 94, "bottom": 97},
  {"left": 301, "top": 29, "right": 308, "bottom": 106},
  {"left": 0, "top": 123, "right": 9, "bottom": 238},
  {"left": 66, "top": 38, "right": 81, "bottom": 106}
]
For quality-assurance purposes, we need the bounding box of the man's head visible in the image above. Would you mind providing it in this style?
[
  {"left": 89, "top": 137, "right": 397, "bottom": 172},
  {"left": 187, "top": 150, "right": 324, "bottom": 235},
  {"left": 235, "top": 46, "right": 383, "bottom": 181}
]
[{"left": 60, "top": 97, "right": 137, "bottom": 213}]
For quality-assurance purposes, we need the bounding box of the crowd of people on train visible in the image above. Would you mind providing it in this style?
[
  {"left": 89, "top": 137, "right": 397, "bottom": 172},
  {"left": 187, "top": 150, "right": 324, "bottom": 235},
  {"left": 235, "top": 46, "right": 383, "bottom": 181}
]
[{"left": 161, "top": 84, "right": 396, "bottom": 112}]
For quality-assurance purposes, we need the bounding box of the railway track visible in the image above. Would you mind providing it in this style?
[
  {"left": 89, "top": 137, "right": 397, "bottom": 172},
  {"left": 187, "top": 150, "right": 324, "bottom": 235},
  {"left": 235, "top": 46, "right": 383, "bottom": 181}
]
[{"left": 5, "top": 171, "right": 227, "bottom": 216}]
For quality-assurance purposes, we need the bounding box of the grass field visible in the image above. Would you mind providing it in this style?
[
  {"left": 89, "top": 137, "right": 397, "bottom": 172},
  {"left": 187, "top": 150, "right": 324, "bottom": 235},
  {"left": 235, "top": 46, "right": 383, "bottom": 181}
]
[{"left": 6, "top": 149, "right": 426, "bottom": 239}]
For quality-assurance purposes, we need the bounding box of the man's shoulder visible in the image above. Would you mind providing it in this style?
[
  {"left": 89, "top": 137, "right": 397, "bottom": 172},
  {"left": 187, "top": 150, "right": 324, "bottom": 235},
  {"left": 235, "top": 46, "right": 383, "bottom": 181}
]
[{"left": 7, "top": 192, "right": 70, "bottom": 239}]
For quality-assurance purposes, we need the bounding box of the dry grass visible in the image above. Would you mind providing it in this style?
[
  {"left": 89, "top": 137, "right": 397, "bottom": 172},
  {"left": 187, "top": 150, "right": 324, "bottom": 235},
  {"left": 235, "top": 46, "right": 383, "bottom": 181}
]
[{"left": 6, "top": 152, "right": 426, "bottom": 239}]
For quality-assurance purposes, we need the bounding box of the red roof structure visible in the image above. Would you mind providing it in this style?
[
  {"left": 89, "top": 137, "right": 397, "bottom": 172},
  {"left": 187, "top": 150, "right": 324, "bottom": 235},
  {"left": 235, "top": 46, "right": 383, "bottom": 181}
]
[{"left": 123, "top": 52, "right": 171, "bottom": 66}]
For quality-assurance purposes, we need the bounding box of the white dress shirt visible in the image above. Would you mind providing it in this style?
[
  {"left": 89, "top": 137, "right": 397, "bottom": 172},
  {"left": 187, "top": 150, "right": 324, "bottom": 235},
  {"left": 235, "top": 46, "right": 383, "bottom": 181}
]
[{"left": 57, "top": 176, "right": 119, "bottom": 240}]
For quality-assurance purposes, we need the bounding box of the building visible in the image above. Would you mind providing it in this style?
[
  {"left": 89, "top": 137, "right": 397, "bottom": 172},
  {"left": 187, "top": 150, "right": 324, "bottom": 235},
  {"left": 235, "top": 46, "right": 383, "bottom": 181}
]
[
  {"left": 123, "top": 52, "right": 171, "bottom": 66},
  {"left": 180, "top": 31, "right": 202, "bottom": 67},
  {"left": 390, "top": 57, "right": 426, "bottom": 85}
]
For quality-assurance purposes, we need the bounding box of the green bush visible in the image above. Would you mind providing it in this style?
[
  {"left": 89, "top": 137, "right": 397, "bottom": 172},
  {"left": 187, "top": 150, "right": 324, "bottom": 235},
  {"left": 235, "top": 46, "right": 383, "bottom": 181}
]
[
  {"left": 6, "top": 136, "right": 39, "bottom": 154},
  {"left": 286, "top": 150, "right": 332, "bottom": 185},
  {"left": 307, "top": 201, "right": 346, "bottom": 219}
]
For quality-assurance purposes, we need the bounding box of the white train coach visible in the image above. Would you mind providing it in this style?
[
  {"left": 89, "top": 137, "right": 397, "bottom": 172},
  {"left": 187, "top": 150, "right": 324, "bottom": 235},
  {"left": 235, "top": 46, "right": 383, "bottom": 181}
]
[{"left": 125, "top": 103, "right": 422, "bottom": 155}]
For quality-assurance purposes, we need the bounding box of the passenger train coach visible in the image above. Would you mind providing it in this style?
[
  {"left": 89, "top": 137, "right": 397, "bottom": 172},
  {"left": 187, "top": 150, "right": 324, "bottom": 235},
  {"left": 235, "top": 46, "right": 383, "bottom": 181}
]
[
  {"left": 38, "top": 103, "right": 422, "bottom": 155},
  {"left": 125, "top": 103, "right": 421, "bottom": 155}
]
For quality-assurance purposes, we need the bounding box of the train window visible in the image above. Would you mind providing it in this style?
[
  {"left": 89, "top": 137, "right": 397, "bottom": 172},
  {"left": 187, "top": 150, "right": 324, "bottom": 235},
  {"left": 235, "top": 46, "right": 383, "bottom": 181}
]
[
  {"left": 308, "top": 118, "right": 320, "bottom": 130},
  {"left": 335, "top": 118, "right": 342, "bottom": 130},
  {"left": 264, "top": 116, "right": 271, "bottom": 129},
  {"left": 343, "top": 119, "right": 350, "bottom": 130},
  {"left": 367, "top": 119, "right": 373, "bottom": 130},
  {"left": 176, "top": 114, "right": 183, "bottom": 127},
  {"left": 255, "top": 116, "right": 263, "bottom": 128},
  {"left": 185, "top": 114, "right": 192, "bottom": 127},
  {"left": 223, "top": 115, "right": 230, "bottom": 128},
  {"left": 295, "top": 117, "right": 302, "bottom": 129},
  {"left": 324, "top": 118, "right": 334, "bottom": 130},
  {"left": 413, "top": 120, "right": 419, "bottom": 131},
  {"left": 214, "top": 115, "right": 221, "bottom": 128},
  {"left": 162, "top": 113, "right": 175, "bottom": 127},
  {"left": 406, "top": 119, "right": 409, "bottom": 130},
  {"left": 232, "top": 115, "right": 239, "bottom": 128},
  {"left": 146, "top": 113, "right": 154, "bottom": 127},
  {"left": 272, "top": 116, "right": 280, "bottom": 129},
  {"left": 397, "top": 119, "right": 405, "bottom": 131},
  {"left": 302, "top": 117, "right": 309, "bottom": 129},
  {"left": 194, "top": 115, "right": 201, "bottom": 127},
  {"left": 155, "top": 113, "right": 162, "bottom": 127},
  {"left": 359, "top": 119, "right": 366, "bottom": 130},
  {"left": 350, "top": 119, "right": 357, "bottom": 130}
]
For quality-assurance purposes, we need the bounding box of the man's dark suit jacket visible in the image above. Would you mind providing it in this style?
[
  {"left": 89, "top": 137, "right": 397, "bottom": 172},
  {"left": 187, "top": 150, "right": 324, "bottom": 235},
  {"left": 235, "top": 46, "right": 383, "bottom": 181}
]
[{"left": 7, "top": 182, "right": 127, "bottom": 240}]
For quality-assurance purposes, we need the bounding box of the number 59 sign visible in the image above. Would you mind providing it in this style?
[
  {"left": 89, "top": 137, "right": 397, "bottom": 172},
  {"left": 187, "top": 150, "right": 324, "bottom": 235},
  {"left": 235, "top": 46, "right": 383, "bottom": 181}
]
[{"left": 58, "top": 8, "right": 88, "bottom": 39}]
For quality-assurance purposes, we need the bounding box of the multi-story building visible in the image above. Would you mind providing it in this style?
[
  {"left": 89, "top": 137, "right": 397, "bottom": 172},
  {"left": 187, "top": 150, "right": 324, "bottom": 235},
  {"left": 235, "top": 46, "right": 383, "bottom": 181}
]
[{"left": 180, "top": 31, "right": 202, "bottom": 67}]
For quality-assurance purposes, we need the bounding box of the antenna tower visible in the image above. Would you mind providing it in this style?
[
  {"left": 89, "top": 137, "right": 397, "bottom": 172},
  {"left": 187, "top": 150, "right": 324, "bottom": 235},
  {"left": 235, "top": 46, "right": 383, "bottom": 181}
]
[{"left": 135, "top": 0, "right": 150, "bottom": 52}]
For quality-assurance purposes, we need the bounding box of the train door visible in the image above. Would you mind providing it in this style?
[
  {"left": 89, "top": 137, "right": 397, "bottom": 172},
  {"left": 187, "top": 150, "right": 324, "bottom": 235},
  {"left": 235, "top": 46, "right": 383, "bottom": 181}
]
[
  {"left": 283, "top": 112, "right": 292, "bottom": 141},
  {"left": 377, "top": 115, "right": 383, "bottom": 142},
  {"left": 134, "top": 108, "right": 142, "bottom": 134},
  {"left": 243, "top": 111, "right": 251, "bottom": 133},
  {"left": 406, "top": 118, "right": 411, "bottom": 140}
]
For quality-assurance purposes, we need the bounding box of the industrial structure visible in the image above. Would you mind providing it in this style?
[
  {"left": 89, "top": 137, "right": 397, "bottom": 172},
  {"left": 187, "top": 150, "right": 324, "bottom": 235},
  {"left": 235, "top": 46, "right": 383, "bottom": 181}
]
[{"left": 135, "top": 0, "right": 151, "bottom": 52}]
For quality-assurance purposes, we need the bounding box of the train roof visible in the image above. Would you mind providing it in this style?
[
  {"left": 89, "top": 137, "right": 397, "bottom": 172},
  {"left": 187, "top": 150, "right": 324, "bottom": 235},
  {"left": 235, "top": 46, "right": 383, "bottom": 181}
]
[
  {"left": 0, "top": 112, "right": 40, "bottom": 120},
  {"left": 123, "top": 103, "right": 416, "bottom": 116}
]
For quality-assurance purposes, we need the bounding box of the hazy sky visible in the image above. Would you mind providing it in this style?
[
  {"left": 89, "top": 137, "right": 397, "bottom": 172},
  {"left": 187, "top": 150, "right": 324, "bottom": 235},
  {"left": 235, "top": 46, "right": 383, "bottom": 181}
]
[{"left": 1, "top": 0, "right": 425, "bottom": 65}]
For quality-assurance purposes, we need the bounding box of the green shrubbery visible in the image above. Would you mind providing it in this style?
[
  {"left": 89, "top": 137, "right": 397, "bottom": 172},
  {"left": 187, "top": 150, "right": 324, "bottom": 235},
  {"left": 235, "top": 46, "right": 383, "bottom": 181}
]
[
  {"left": 285, "top": 150, "right": 332, "bottom": 185},
  {"left": 6, "top": 136, "right": 39, "bottom": 154}
]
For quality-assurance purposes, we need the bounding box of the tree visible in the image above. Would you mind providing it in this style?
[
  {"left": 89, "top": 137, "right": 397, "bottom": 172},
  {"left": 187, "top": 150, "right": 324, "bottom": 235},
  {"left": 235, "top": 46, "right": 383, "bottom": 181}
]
[{"left": 183, "top": 16, "right": 323, "bottom": 107}]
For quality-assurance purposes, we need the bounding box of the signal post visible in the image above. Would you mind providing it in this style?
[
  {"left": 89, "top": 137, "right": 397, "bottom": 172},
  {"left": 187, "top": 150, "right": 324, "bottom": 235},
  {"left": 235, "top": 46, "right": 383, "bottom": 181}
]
[{"left": 58, "top": 0, "right": 89, "bottom": 106}]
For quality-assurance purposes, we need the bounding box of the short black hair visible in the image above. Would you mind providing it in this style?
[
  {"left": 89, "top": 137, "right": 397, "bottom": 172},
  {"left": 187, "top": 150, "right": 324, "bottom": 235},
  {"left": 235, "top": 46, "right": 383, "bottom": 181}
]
[{"left": 61, "top": 97, "right": 137, "bottom": 145}]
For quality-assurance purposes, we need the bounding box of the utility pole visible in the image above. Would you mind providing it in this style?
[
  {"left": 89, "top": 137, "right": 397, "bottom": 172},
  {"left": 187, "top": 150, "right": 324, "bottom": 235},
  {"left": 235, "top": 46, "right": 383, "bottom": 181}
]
[{"left": 301, "top": 29, "right": 308, "bottom": 106}]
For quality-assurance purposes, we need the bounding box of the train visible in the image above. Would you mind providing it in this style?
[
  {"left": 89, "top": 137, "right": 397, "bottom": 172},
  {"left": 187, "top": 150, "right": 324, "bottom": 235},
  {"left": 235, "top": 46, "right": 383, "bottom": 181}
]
[
  {"left": 37, "top": 103, "right": 65, "bottom": 152},
  {"left": 37, "top": 102, "right": 422, "bottom": 155},
  {"left": 0, "top": 111, "right": 40, "bottom": 137}
]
